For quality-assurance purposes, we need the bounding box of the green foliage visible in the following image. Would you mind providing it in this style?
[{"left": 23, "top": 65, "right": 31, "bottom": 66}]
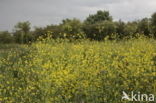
[
  {"left": 60, "top": 18, "right": 85, "bottom": 39},
  {"left": 44, "top": 25, "right": 65, "bottom": 39},
  {"left": 1, "top": 10, "right": 156, "bottom": 43},
  {"left": 0, "top": 44, "right": 21, "bottom": 59},
  {"left": 151, "top": 12, "right": 156, "bottom": 35},
  {"left": 13, "top": 21, "right": 33, "bottom": 44},
  {"left": 83, "top": 10, "right": 116, "bottom": 40},
  {"left": 33, "top": 27, "right": 46, "bottom": 40},
  {"left": 115, "top": 20, "right": 126, "bottom": 38},
  {"left": 33, "top": 19, "right": 85, "bottom": 40},
  {"left": 0, "top": 31, "right": 14, "bottom": 44},
  {"left": 84, "top": 10, "right": 112, "bottom": 24},
  {"left": 137, "top": 18, "right": 151, "bottom": 36},
  {"left": 124, "top": 21, "right": 138, "bottom": 36},
  {"left": 83, "top": 21, "right": 116, "bottom": 40},
  {"left": 0, "top": 37, "right": 156, "bottom": 103}
]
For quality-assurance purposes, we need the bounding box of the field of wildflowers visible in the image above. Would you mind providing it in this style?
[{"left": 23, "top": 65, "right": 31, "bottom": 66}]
[{"left": 0, "top": 37, "right": 156, "bottom": 103}]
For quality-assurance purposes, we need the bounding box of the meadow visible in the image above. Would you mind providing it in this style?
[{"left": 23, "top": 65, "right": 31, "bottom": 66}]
[{"left": 0, "top": 37, "right": 156, "bottom": 103}]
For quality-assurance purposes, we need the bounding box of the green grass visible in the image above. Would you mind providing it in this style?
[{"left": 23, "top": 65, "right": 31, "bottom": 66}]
[{"left": 0, "top": 44, "right": 20, "bottom": 58}]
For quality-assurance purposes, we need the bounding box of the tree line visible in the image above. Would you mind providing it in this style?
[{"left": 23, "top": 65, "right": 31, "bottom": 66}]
[{"left": 1, "top": 10, "right": 156, "bottom": 43}]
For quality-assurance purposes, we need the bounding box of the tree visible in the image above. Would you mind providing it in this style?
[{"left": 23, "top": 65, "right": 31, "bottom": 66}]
[
  {"left": 60, "top": 18, "right": 85, "bottom": 39},
  {"left": 83, "top": 10, "right": 114, "bottom": 40},
  {"left": 45, "top": 25, "right": 63, "bottom": 38},
  {"left": 0, "top": 31, "right": 14, "bottom": 43},
  {"left": 84, "top": 10, "right": 112, "bottom": 24},
  {"left": 83, "top": 21, "right": 116, "bottom": 40},
  {"left": 124, "top": 21, "right": 138, "bottom": 37},
  {"left": 13, "top": 21, "right": 32, "bottom": 43},
  {"left": 33, "top": 27, "right": 46, "bottom": 40},
  {"left": 151, "top": 12, "right": 156, "bottom": 36},
  {"left": 115, "top": 20, "right": 126, "bottom": 38},
  {"left": 137, "top": 18, "right": 150, "bottom": 36}
]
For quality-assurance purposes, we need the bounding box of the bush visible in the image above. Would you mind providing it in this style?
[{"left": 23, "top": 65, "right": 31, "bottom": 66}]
[
  {"left": 83, "top": 21, "right": 116, "bottom": 40},
  {"left": 0, "top": 31, "right": 14, "bottom": 44}
]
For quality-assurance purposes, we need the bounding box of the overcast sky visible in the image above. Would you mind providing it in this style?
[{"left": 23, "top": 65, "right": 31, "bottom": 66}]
[{"left": 0, "top": 0, "right": 156, "bottom": 31}]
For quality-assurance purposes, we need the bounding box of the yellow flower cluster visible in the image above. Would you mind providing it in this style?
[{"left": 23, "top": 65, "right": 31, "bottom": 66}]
[{"left": 0, "top": 37, "right": 155, "bottom": 103}]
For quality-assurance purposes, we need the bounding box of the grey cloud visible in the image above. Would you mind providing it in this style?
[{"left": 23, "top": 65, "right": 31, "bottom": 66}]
[{"left": 0, "top": 0, "right": 156, "bottom": 31}]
